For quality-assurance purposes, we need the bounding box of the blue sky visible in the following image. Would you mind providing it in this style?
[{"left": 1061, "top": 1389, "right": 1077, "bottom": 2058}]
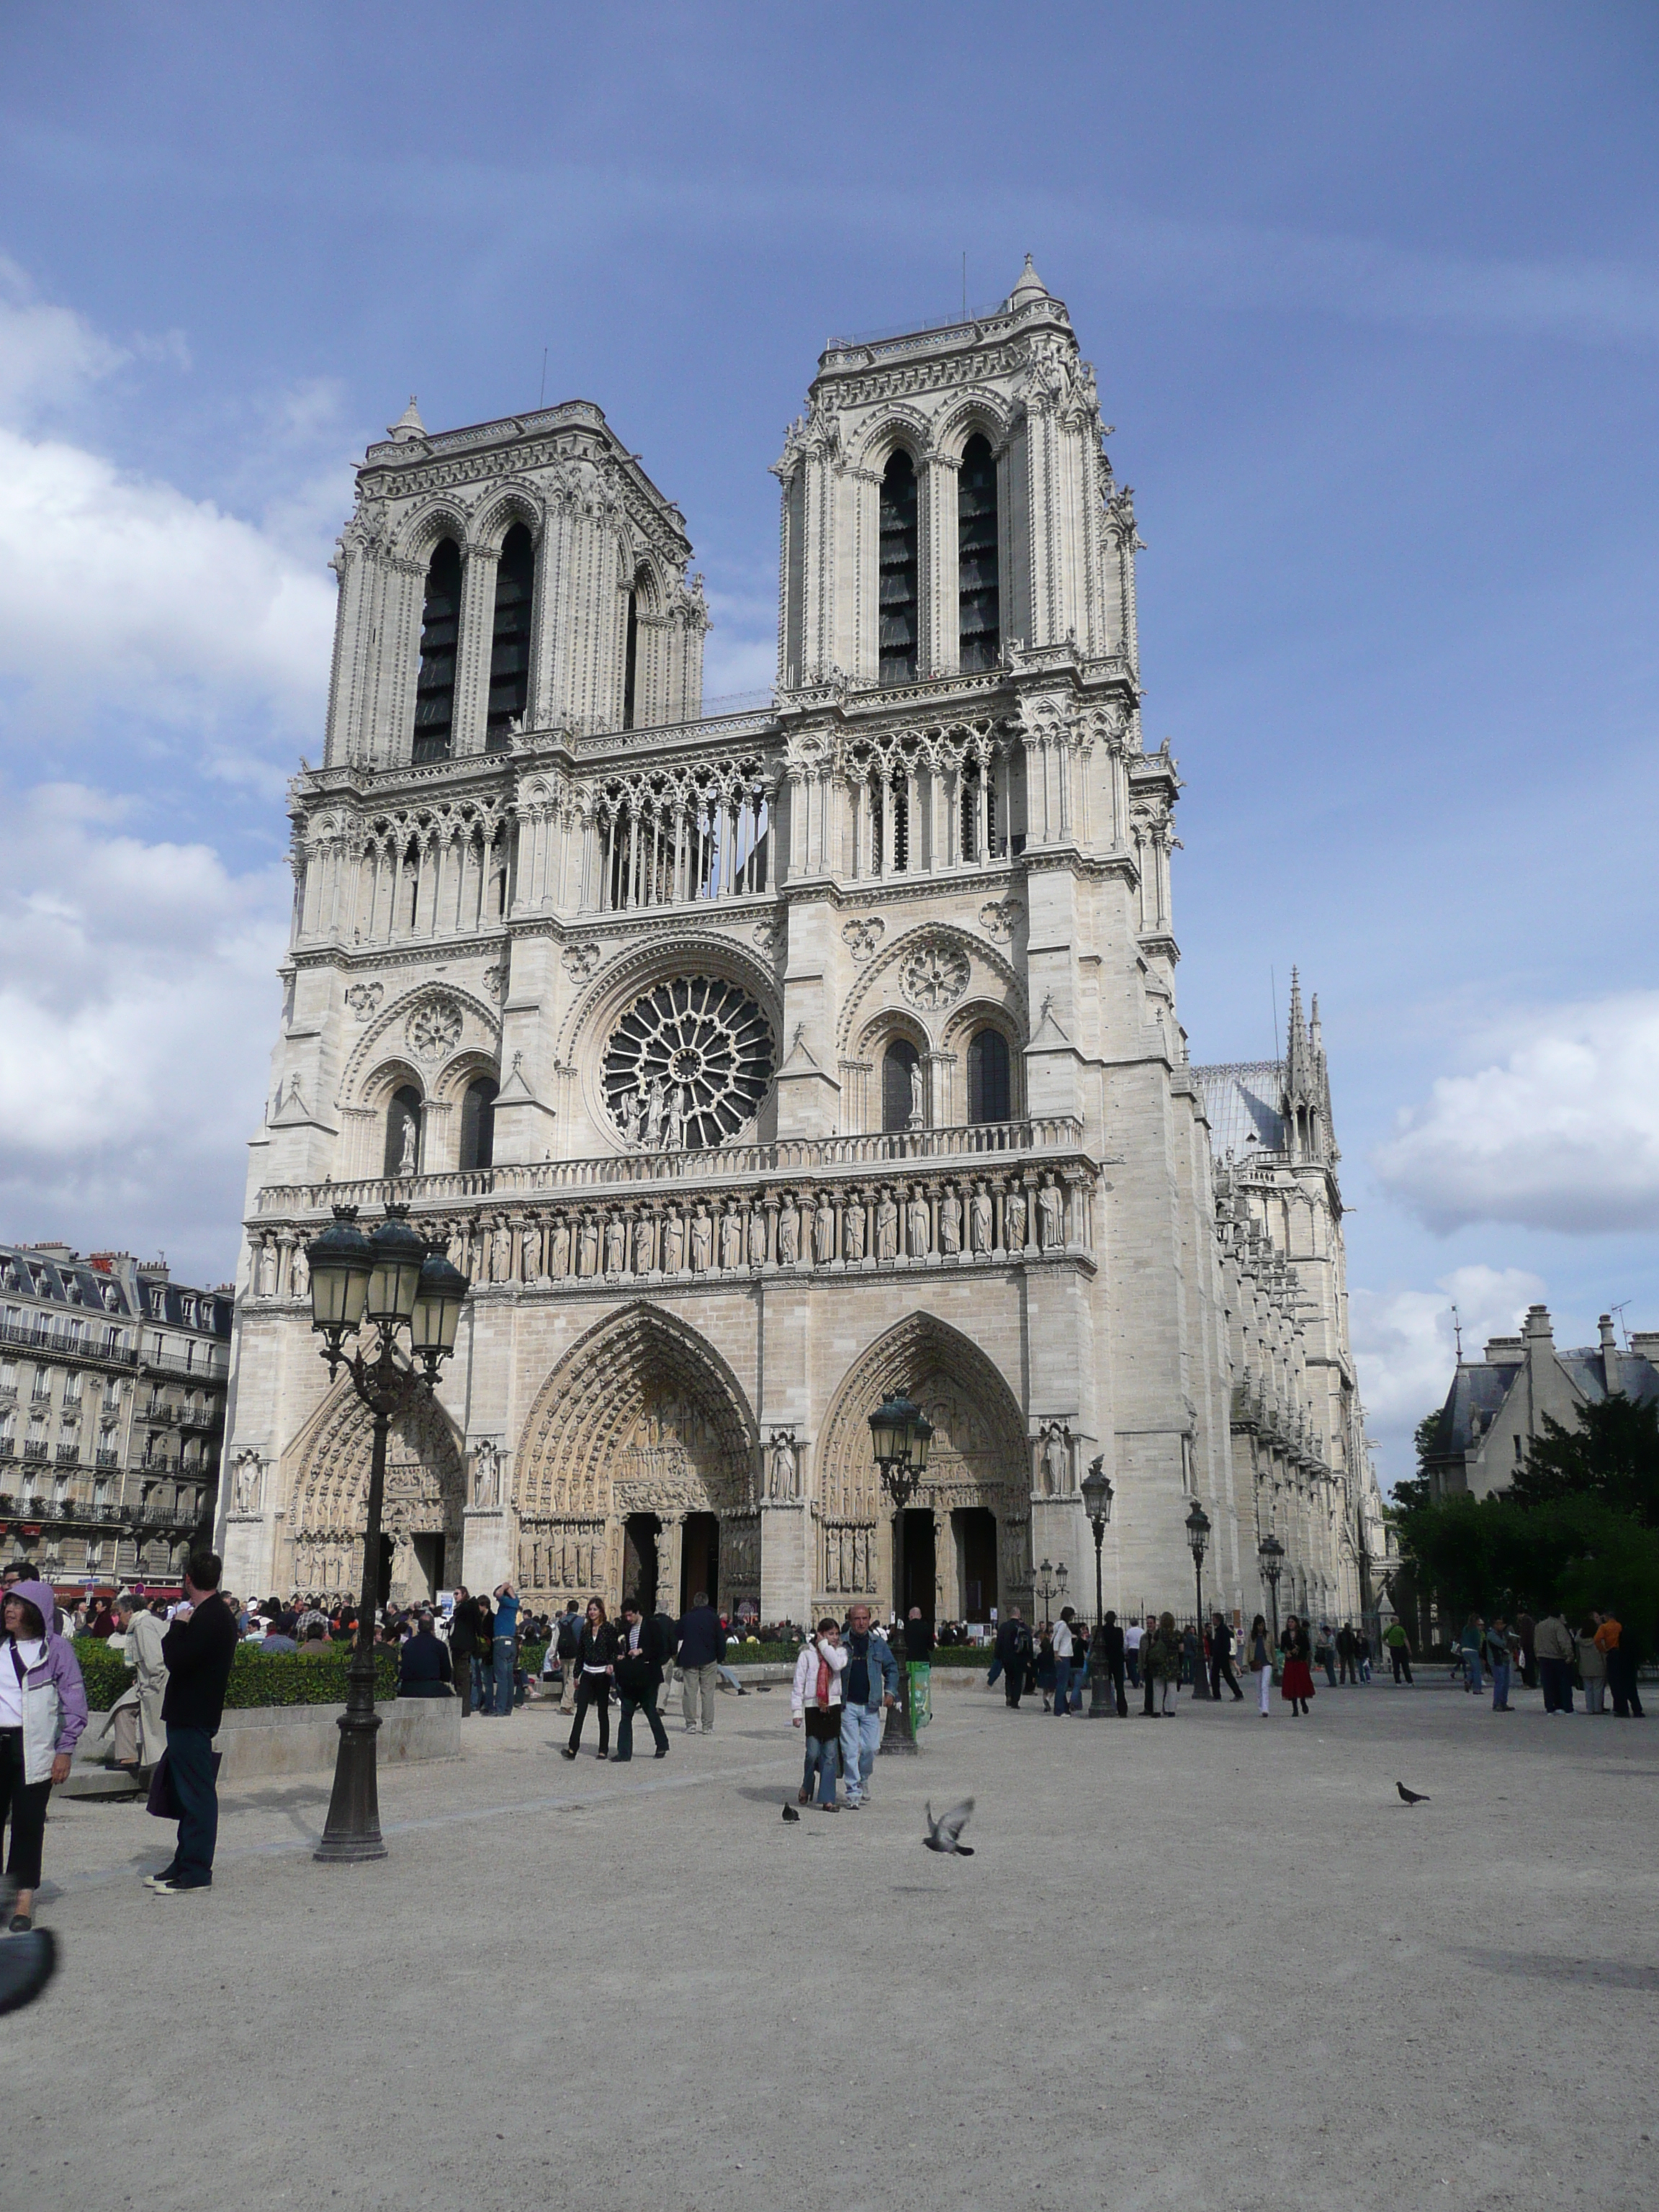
[{"left": 0, "top": 3, "right": 1655, "bottom": 1480}]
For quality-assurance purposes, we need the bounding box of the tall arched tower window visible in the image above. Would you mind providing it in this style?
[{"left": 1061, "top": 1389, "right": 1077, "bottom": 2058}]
[
  {"left": 958, "top": 433, "right": 1000, "bottom": 670},
  {"left": 385, "top": 1085, "right": 423, "bottom": 1177},
  {"left": 966, "top": 1028, "right": 1011, "bottom": 1124},
  {"left": 878, "top": 451, "right": 918, "bottom": 686},
  {"left": 413, "top": 538, "right": 462, "bottom": 764},
  {"left": 622, "top": 579, "right": 642, "bottom": 732},
  {"left": 485, "top": 523, "right": 535, "bottom": 750},
  {"left": 882, "top": 1038, "right": 921, "bottom": 1132},
  {"left": 459, "top": 1076, "right": 498, "bottom": 1172}
]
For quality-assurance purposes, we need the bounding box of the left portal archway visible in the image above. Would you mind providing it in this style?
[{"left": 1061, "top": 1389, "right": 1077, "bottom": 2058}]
[
  {"left": 283, "top": 1382, "right": 465, "bottom": 1605},
  {"left": 513, "top": 1304, "right": 758, "bottom": 1614}
]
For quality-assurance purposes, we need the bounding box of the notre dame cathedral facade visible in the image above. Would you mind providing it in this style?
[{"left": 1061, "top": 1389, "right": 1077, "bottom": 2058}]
[{"left": 220, "top": 258, "right": 1387, "bottom": 1634}]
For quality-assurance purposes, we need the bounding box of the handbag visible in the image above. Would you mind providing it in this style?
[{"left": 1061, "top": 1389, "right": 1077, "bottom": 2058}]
[{"left": 145, "top": 1748, "right": 222, "bottom": 1820}]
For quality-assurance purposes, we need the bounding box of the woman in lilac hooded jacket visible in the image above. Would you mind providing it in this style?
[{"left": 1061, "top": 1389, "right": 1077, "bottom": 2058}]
[{"left": 1, "top": 1577, "right": 89, "bottom": 1930}]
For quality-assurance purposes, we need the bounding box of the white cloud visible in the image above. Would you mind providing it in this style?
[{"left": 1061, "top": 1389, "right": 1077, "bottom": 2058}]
[
  {"left": 1375, "top": 994, "right": 1659, "bottom": 1235},
  {"left": 1350, "top": 1263, "right": 1544, "bottom": 1486},
  {"left": 0, "top": 257, "right": 127, "bottom": 423},
  {"left": 0, "top": 783, "right": 288, "bottom": 1282}
]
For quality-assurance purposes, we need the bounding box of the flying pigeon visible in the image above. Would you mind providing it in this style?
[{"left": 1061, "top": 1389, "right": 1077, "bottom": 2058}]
[
  {"left": 1396, "top": 1781, "right": 1430, "bottom": 1806},
  {"left": 781, "top": 1803, "right": 800, "bottom": 1823},
  {"left": 922, "top": 1799, "right": 976, "bottom": 1856}
]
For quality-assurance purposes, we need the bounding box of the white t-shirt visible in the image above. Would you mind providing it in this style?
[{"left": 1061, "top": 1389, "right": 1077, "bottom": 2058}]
[
  {"left": 1124, "top": 1624, "right": 1143, "bottom": 1651},
  {"left": 1052, "top": 1619, "right": 1074, "bottom": 1660},
  {"left": 0, "top": 1637, "right": 45, "bottom": 1727}
]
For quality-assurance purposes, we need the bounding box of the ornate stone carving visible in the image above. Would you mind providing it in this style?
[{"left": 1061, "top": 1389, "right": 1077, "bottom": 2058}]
[
  {"left": 345, "top": 981, "right": 384, "bottom": 1020},
  {"left": 899, "top": 935, "right": 970, "bottom": 1010},
  {"left": 767, "top": 1429, "right": 801, "bottom": 1500},
  {"left": 842, "top": 917, "right": 884, "bottom": 961},
  {"left": 407, "top": 994, "right": 464, "bottom": 1061},
  {"left": 562, "top": 942, "right": 602, "bottom": 980},
  {"left": 979, "top": 899, "right": 1024, "bottom": 940},
  {"left": 471, "top": 1439, "right": 499, "bottom": 1507},
  {"left": 603, "top": 978, "right": 774, "bottom": 1151},
  {"left": 482, "top": 962, "right": 506, "bottom": 1002}
]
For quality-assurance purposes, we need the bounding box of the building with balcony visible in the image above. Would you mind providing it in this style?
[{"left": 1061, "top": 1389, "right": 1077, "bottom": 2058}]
[
  {"left": 222, "top": 260, "right": 1383, "bottom": 1630},
  {"left": 0, "top": 1244, "right": 230, "bottom": 1589}
]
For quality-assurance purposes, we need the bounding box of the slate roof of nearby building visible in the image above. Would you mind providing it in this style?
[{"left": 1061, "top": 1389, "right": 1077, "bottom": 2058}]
[
  {"left": 0, "top": 1244, "right": 134, "bottom": 1318},
  {"left": 1191, "top": 1061, "right": 1288, "bottom": 1161},
  {"left": 1431, "top": 1339, "right": 1659, "bottom": 1456}
]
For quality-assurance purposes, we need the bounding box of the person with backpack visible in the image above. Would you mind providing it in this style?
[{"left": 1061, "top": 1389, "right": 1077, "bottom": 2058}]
[
  {"left": 992, "top": 1609, "right": 1033, "bottom": 1708},
  {"left": 554, "top": 1601, "right": 583, "bottom": 1713}
]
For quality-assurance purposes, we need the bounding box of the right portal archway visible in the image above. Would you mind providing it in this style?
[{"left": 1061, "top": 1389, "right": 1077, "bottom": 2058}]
[{"left": 815, "top": 1314, "right": 1030, "bottom": 1624}]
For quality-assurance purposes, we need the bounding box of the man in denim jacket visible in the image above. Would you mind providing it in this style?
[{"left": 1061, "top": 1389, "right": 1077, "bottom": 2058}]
[{"left": 838, "top": 1602, "right": 900, "bottom": 1808}]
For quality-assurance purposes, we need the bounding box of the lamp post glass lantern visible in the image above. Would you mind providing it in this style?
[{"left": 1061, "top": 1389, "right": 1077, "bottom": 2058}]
[
  {"left": 1259, "top": 1532, "right": 1285, "bottom": 1650},
  {"left": 305, "top": 1204, "right": 467, "bottom": 1863},
  {"left": 868, "top": 1391, "right": 933, "bottom": 1757},
  {"left": 1082, "top": 1456, "right": 1115, "bottom": 1716},
  {"left": 1185, "top": 1500, "right": 1212, "bottom": 1699},
  {"left": 1036, "top": 1557, "right": 1056, "bottom": 1625}
]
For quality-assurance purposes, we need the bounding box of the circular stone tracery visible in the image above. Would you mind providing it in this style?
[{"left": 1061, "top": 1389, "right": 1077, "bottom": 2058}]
[{"left": 603, "top": 979, "right": 774, "bottom": 1151}]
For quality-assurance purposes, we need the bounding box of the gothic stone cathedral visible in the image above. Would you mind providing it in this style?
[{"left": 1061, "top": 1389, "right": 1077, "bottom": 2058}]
[{"left": 221, "top": 259, "right": 1387, "bottom": 1634}]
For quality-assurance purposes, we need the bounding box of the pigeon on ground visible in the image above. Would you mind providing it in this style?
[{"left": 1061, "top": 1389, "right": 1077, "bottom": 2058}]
[
  {"left": 0, "top": 1928, "right": 58, "bottom": 2016},
  {"left": 1396, "top": 1781, "right": 1430, "bottom": 1805},
  {"left": 781, "top": 1803, "right": 800, "bottom": 1823},
  {"left": 922, "top": 1799, "right": 976, "bottom": 1855}
]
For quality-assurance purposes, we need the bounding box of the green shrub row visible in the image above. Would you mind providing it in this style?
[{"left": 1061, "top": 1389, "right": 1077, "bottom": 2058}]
[{"left": 73, "top": 1637, "right": 400, "bottom": 1712}]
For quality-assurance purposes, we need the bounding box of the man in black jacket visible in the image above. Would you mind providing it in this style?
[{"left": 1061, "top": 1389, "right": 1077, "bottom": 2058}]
[
  {"left": 613, "top": 1599, "right": 670, "bottom": 1761},
  {"left": 150, "top": 1550, "right": 239, "bottom": 1894},
  {"left": 1209, "top": 1611, "right": 1244, "bottom": 1702},
  {"left": 449, "top": 1587, "right": 480, "bottom": 1716},
  {"left": 399, "top": 1612, "right": 454, "bottom": 1698},
  {"left": 994, "top": 1609, "right": 1032, "bottom": 1709},
  {"left": 1095, "top": 1609, "right": 1128, "bottom": 1716},
  {"left": 675, "top": 1591, "right": 727, "bottom": 1735}
]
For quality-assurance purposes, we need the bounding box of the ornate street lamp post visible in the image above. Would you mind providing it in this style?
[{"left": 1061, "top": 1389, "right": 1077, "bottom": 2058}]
[
  {"left": 1258, "top": 1532, "right": 1285, "bottom": 1655},
  {"left": 304, "top": 1204, "right": 468, "bottom": 1863},
  {"left": 868, "top": 1390, "right": 932, "bottom": 1758},
  {"left": 1035, "top": 1557, "right": 1057, "bottom": 1626},
  {"left": 1186, "top": 1500, "right": 1212, "bottom": 1700},
  {"left": 1082, "top": 1456, "right": 1115, "bottom": 1717}
]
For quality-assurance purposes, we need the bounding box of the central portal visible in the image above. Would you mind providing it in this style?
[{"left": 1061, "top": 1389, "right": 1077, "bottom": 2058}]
[
  {"left": 680, "top": 1511, "right": 719, "bottom": 1610},
  {"left": 622, "top": 1513, "right": 661, "bottom": 1611}
]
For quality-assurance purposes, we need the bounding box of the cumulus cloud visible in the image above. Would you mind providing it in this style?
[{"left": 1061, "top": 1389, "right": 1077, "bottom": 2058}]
[
  {"left": 0, "top": 783, "right": 289, "bottom": 1281},
  {"left": 1350, "top": 1263, "right": 1544, "bottom": 1488},
  {"left": 1375, "top": 994, "right": 1659, "bottom": 1235}
]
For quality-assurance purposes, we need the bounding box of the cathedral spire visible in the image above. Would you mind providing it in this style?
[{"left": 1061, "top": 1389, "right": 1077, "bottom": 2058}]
[
  {"left": 1008, "top": 253, "right": 1051, "bottom": 307},
  {"left": 388, "top": 395, "right": 426, "bottom": 443}
]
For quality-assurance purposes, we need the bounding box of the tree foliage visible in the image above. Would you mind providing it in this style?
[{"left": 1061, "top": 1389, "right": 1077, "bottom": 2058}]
[{"left": 1511, "top": 1393, "right": 1659, "bottom": 1525}]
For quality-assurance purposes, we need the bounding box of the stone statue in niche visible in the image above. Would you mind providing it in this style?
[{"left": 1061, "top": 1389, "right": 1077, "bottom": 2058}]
[
  {"left": 1041, "top": 1423, "right": 1069, "bottom": 1496},
  {"left": 745, "top": 1208, "right": 767, "bottom": 1267},
  {"left": 665, "top": 1085, "right": 687, "bottom": 1151},
  {"left": 291, "top": 1244, "right": 309, "bottom": 1298},
  {"left": 604, "top": 1215, "right": 626, "bottom": 1274},
  {"left": 257, "top": 1242, "right": 277, "bottom": 1298},
  {"left": 909, "top": 1056, "right": 925, "bottom": 1128},
  {"left": 644, "top": 1076, "right": 666, "bottom": 1151},
  {"left": 1004, "top": 1187, "right": 1028, "bottom": 1250},
  {"left": 578, "top": 1217, "right": 600, "bottom": 1275},
  {"left": 232, "top": 1452, "right": 262, "bottom": 1514},
  {"left": 906, "top": 1187, "right": 930, "bottom": 1258},
  {"left": 397, "top": 1113, "right": 418, "bottom": 1179},
  {"left": 633, "top": 1215, "right": 654, "bottom": 1274},
  {"left": 491, "top": 1221, "right": 513, "bottom": 1282},
  {"left": 814, "top": 1195, "right": 836, "bottom": 1264},
  {"left": 876, "top": 1192, "right": 899, "bottom": 1261},
  {"left": 719, "top": 1207, "right": 742, "bottom": 1272},
  {"left": 1038, "top": 1177, "right": 1064, "bottom": 1250},
  {"left": 842, "top": 1198, "right": 866, "bottom": 1263},
  {"left": 970, "top": 1185, "right": 992, "bottom": 1254},
  {"left": 768, "top": 1431, "right": 799, "bottom": 1500},
  {"left": 472, "top": 1439, "right": 499, "bottom": 1509},
  {"left": 691, "top": 1206, "right": 712, "bottom": 1272},
  {"left": 662, "top": 1210, "right": 685, "bottom": 1274},
  {"left": 939, "top": 1187, "right": 961, "bottom": 1254},
  {"left": 777, "top": 1197, "right": 799, "bottom": 1266},
  {"left": 550, "top": 1219, "right": 571, "bottom": 1277}
]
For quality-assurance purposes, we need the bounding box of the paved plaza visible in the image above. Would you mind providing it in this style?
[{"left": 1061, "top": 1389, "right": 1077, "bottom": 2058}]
[{"left": 14, "top": 1673, "right": 1658, "bottom": 2210}]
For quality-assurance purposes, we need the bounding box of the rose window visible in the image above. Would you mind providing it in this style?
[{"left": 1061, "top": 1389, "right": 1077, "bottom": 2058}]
[{"left": 603, "top": 979, "right": 774, "bottom": 1150}]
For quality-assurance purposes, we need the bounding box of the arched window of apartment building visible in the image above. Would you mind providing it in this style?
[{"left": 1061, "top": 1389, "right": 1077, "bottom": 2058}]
[
  {"left": 958, "top": 433, "right": 1000, "bottom": 670},
  {"left": 384, "top": 1086, "right": 423, "bottom": 1178},
  {"left": 878, "top": 451, "right": 919, "bottom": 685},
  {"left": 459, "top": 1076, "right": 498, "bottom": 1172},
  {"left": 966, "top": 1027, "right": 1011, "bottom": 1125},
  {"left": 881, "top": 1038, "right": 922, "bottom": 1133},
  {"left": 413, "top": 538, "right": 462, "bottom": 764},
  {"left": 485, "top": 524, "right": 535, "bottom": 750}
]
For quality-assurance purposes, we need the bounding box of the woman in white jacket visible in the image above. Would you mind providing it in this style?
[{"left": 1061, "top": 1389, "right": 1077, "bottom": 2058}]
[{"left": 791, "top": 1619, "right": 848, "bottom": 1811}]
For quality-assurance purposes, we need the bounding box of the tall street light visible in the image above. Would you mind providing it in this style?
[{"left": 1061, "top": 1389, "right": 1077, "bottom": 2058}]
[
  {"left": 1082, "top": 1456, "right": 1115, "bottom": 1717},
  {"left": 1258, "top": 1532, "right": 1285, "bottom": 1653},
  {"left": 868, "top": 1390, "right": 932, "bottom": 1758},
  {"left": 1186, "top": 1500, "right": 1212, "bottom": 1701},
  {"left": 1035, "top": 1557, "right": 1057, "bottom": 1625},
  {"left": 304, "top": 1203, "right": 468, "bottom": 1863}
]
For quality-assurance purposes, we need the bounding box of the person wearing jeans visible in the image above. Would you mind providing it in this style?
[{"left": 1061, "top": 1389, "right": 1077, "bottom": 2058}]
[
  {"left": 490, "top": 1581, "right": 521, "bottom": 1717},
  {"left": 792, "top": 1619, "right": 847, "bottom": 1810},
  {"left": 1249, "top": 1616, "right": 1272, "bottom": 1715},
  {"left": 837, "top": 1602, "right": 899, "bottom": 1807},
  {"left": 1485, "top": 1617, "right": 1514, "bottom": 1712},
  {"left": 1534, "top": 1611, "right": 1575, "bottom": 1714},
  {"left": 152, "top": 1551, "right": 239, "bottom": 1894}
]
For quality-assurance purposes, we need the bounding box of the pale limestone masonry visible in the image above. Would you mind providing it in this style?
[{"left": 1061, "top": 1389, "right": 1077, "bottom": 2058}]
[{"left": 221, "top": 261, "right": 1385, "bottom": 1635}]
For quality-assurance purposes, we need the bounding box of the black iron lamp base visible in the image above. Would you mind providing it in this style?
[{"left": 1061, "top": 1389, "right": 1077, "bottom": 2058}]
[{"left": 313, "top": 1709, "right": 387, "bottom": 1863}]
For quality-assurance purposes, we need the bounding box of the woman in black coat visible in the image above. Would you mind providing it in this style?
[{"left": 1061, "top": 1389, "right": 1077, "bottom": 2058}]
[{"left": 561, "top": 1599, "right": 619, "bottom": 1759}]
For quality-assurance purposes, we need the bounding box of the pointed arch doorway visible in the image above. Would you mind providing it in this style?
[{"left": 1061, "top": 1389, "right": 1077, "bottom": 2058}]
[
  {"left": 816, "top": 1314, "right": 1029, "bottom": 1624},
  {"left": 513, "top": 1305, "right": 758, "bottom": 1615}
]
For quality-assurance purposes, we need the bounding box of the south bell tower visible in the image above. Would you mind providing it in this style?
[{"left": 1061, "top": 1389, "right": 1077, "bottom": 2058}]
[{"left": 223, "top": 263, "right": 1374, "bottom": 1643}]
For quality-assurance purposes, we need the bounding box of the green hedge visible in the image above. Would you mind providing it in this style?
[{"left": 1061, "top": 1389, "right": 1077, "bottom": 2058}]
[{"left": 73, "top": 1637, "right": 400, "bottom": 1712}]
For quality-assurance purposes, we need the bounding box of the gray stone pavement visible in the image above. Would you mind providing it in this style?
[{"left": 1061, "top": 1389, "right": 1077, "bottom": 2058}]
[{"left": 11, "top": 1673, "right": 1658, "bottom": 2211}]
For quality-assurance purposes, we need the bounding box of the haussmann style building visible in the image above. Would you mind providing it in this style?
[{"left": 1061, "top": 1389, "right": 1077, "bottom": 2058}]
[{"left": 220, "top": 258, "right": 1386, "bottom": 1635}]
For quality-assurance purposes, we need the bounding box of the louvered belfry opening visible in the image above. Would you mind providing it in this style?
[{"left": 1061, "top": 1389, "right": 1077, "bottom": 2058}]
[
  {"left": 878, "top": 449, "right": 919, "bottom": 685},
  {"left": 485, "top": 523, "right": 535, "bottom": 750},
  {"left": 413, "top": 537, "right": 462, "bottom": 763},
  {"left": 958, "top": 433, "right": 1000, "bottom": 671},
  {"left": 622, "top": 583, "right": 641, "bottom": 731}
]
